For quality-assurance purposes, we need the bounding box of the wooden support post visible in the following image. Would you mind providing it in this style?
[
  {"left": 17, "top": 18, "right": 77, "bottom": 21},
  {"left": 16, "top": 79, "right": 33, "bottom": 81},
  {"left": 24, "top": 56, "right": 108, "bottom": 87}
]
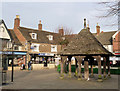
[
  {"left": 68, "top": 56, "right": 72, "bottom": 78},
  {"left": 75, "top": 58, "right": 78, "bottom": 77},
  {"left": 103, "top": 57, "right": 107, "bottom": 79},
  {"left": 90, "top": 57, "right": 94, "bottom": 77},
  {"left": 84, "top": 61, "right": 89, "bottom": 80},
  {"left": 60, "top": 57, "right": 64, "bottom": 79},
  {"left": 76, "top": 56, "right": 84, "bottom": 80},
  {"left": 68, "top": 60, "right": 71, "bottom": 78},
  {"left": 107, "top": 56, "right": 111, "bottom": 78},
  {"left": 90, "top": 64, "right": 94, "bottom": 77},
  {"left": 97, "top": 56, "right": 103, "bottom": 82},
  {"left": 78, "top": 60, "right": 82, "bottom": 80}
]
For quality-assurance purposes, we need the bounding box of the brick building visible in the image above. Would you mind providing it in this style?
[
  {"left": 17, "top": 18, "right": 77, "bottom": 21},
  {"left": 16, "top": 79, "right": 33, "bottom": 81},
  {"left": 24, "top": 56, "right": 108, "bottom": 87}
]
[
  {"left": 8, "top": 15, "right": 64, "bottom": 69},
  {"left": 0, "top": 19, "right": 27, "bottom": 69},
  {"left": 94, "top": 24, "right": 120, "bottom": 64}
]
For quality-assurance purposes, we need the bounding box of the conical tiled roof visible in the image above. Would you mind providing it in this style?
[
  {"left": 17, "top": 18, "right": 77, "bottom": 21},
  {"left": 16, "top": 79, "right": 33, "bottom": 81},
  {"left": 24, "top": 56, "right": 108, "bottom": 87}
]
[{"left": 59, "top": 29, "right": 113, "bottom": 56}]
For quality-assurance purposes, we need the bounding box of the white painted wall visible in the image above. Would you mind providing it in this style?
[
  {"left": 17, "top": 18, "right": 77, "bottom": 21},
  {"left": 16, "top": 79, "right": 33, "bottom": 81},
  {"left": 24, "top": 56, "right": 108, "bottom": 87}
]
[
  {"left": 31, "top": 43, "right": 40, "bottom": 52},
  {"left": 0, "top": 23, "right": 11, "bottom": 39},
  {"left": 103, "top": 45, "right": 113, "bottom": 53}
]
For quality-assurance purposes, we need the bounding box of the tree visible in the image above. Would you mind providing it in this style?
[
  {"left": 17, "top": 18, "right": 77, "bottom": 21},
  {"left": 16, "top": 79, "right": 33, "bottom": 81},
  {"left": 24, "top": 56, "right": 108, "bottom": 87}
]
[
  {"left": 98, "top": 1, "right": 120, "bottom": 18},
  {"left": 97, "top": 0, "right": 120, "bottom": 27},
  {"left": 54, "top": 26, "right": 73, "bottom": 35}
]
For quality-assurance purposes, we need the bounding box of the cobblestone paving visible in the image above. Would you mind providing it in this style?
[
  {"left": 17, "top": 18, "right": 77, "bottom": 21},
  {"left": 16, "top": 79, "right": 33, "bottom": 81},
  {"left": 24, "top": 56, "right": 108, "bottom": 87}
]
[{"left": 2, "top": 68, "right": 119, "bottom": 89}]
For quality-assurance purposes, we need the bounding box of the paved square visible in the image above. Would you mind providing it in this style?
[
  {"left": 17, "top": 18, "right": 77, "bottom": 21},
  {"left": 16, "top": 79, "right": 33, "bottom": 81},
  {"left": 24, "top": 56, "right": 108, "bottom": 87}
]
[{"left": 2, "top": 68, "right": 119, "bottom": 89}]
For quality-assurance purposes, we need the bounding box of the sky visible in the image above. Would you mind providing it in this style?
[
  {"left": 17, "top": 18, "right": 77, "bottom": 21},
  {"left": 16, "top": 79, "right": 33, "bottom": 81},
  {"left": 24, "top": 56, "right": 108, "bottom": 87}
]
[{"left": 1, "top": 1, "right": 118, "bottom": 34}]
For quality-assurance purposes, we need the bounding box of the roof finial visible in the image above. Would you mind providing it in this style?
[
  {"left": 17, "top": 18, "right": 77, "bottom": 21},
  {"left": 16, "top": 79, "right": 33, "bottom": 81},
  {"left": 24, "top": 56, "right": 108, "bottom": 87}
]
[{"left": 84, "top": 18, "right": 86, "bottom": 29}]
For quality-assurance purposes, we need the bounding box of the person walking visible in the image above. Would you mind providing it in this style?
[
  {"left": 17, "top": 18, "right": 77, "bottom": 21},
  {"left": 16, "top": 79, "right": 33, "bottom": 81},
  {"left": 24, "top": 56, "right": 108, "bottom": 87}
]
[{"left": 28, "top": 61, "right": 31, "bottom": 70}]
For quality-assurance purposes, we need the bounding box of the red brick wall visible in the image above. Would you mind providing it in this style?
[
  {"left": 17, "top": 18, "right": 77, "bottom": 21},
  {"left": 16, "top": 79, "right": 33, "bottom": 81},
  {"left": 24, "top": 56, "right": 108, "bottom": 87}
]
[{"left": 113, "top": 32, "right": 120, "bottom": 52}]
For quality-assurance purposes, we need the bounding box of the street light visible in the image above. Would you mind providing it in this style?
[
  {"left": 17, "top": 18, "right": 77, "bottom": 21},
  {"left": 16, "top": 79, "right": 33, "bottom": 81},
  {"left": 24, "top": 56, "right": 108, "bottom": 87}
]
[{"left": 11, "top": 40, "right": 14, "bottom": 82}]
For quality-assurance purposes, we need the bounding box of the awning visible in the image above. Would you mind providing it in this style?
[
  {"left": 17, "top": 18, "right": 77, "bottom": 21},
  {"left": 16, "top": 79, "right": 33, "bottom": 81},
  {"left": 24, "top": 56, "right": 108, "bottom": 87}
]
[{"left": 0, "top": 51, "right": 26, "bottom": 55}]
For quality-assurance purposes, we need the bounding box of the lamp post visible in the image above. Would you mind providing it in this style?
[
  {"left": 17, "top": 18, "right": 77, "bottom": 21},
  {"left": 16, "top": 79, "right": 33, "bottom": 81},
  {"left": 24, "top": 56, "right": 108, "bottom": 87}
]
[{"left": 11, "top": 40, "right": 14, "bottom": 82}]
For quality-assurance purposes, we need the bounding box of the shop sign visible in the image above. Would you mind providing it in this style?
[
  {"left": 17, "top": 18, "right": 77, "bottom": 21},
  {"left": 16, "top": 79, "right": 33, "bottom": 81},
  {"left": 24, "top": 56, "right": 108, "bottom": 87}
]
[{"left": 38, "top": 53, "right": 54, "bottom": 56}]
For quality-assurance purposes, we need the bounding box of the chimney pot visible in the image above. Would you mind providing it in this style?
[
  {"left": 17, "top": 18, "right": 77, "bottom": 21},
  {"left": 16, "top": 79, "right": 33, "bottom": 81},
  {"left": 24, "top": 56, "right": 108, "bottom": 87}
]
[
  {"left": 96, "top": 23, "right": 100, "bottom": 35},
  {"left": 38, "top": 20, "right": 42, "bottom": 30},
  {"left": 39, "top": 20, "right": 41, "bottom": 24},
  {"left": 101, "top": 31, "right": 103, "bottom": 33},
  {"left": 14, "top": 15, "right": 20, "bottom": 29},
  {"left": 16, "top": 15, "right": 19, "bottom": 18},
  {"left": 59, "top": 27, "right": 64, "bottom": 36}
]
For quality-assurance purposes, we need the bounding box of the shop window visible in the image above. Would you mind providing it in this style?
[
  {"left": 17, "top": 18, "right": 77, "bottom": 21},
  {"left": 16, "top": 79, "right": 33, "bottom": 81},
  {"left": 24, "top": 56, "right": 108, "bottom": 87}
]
[{"left": 14, "top": 46, "right": 19, "bottom": 50}]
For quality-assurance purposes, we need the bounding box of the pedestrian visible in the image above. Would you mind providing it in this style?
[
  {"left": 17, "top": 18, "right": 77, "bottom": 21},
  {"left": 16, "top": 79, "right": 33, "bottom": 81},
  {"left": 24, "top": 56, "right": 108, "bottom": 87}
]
[
  {"left": 28, "top": 61, "right": 31, "bottom": 70},
  {"left": 20, "top": 64, "right": 24, "bottom": 70}
]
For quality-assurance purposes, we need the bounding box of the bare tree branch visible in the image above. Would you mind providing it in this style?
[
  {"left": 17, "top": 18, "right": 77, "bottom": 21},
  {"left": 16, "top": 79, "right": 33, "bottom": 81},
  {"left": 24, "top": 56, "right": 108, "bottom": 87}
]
[{"left": 54, "top": 26, "right": 73, "bottom": 35}]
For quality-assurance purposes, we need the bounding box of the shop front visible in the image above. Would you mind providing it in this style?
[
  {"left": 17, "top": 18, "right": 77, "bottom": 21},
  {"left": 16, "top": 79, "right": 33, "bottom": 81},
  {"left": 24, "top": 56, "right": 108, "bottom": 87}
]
[{"left": 30, "top": 53, "right": 56, "bottom": 69}]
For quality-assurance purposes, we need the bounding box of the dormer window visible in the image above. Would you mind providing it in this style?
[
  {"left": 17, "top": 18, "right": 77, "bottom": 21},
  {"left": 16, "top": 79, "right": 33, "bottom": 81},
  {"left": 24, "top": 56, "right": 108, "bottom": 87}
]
[
  {"left": 30, "top": 33, "right": 37, "bottom": 39},
  {"left": 47, "top": 35, "right": 53, "bottom": 41}
]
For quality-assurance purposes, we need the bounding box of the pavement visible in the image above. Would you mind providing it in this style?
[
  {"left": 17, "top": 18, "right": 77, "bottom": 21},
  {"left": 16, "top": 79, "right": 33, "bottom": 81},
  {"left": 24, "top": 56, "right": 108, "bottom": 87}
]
[{"left": 1, "top": 68, "right": 119, "bottom": 89}]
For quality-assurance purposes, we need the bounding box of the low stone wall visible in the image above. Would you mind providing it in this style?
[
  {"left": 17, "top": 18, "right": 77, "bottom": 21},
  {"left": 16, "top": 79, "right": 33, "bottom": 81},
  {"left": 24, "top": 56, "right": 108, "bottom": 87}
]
[
  {"left": 32, "top": 64, "right": 44, "bottom": 70},
  {"left": 7, "top": 64, "right": 56, "bottom": 70},
  {"left": 8, "top": 66, "right": 21, "bottom": 71},
  {"left": 47, "top": 64, "right": 55, "bottom": 69},
  {"left": 32, "top": 64, "right": 55, "bottom": 70}
]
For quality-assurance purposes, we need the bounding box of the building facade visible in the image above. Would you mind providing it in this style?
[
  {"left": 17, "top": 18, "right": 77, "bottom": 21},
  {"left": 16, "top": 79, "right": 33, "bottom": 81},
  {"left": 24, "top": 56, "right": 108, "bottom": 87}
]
[
  {"left": 94, "top": 24, "right": 120, "bottom": 64},
  {"left": 8, "top": 15, "right": 64, "bottom": 69}
]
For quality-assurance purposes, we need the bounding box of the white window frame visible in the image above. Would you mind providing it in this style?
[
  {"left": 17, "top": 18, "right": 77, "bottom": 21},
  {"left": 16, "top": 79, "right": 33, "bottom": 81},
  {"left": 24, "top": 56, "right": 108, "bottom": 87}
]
[
  {"left": 31, "top": 33, "right": 37, "bottom": 39},
  {"left": 7, "top": 41, "right": 12, "bottom": 49},
  {"left": 47, "top": 35, "right": 53, "bottom": 41},
  {"left": 51, "top": 45, "right": 57, "bottom": 52}
]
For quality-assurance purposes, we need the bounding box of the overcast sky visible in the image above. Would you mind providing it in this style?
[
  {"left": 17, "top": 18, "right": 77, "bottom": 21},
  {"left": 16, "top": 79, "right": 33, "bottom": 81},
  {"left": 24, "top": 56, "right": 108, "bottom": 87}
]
[{"left": 1, "top": 1, "right": 118, "bottom": 34}]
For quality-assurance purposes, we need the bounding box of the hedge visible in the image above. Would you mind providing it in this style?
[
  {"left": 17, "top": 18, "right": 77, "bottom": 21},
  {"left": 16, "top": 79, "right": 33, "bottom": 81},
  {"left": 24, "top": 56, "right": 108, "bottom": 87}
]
[{"left": 57, "top": 65, "right": 120, "bottom": 75}]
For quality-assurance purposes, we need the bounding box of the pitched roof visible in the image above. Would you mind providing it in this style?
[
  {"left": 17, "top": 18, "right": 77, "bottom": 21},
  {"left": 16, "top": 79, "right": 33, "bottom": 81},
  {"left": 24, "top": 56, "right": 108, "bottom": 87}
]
[
  {"left": 59, "top": 29, "right": 113, "bottom": 56},
  {"left": 18, "top": 27, "right": 62, "bottom": 44},
  {"left": 8, "top": 29, "right": 22, "bottom": 45},
  {"left": 94, "top": 31, "right": 117, "bottom": 45},
  {"left": 0, "top": 20, "right": 13, "bottom": 40}
]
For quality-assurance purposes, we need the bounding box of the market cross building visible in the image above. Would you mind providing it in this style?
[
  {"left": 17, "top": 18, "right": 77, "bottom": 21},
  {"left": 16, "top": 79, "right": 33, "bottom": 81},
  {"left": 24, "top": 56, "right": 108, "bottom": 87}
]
[{"left": 58, "top": 19, "right": 113, "bottom": 81}]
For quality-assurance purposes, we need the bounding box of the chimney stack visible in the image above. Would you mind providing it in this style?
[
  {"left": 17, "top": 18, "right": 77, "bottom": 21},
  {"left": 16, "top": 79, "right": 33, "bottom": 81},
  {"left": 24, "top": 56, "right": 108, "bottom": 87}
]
[
  {"left": 38, "top": 20, "right": 42, "bottom": 30},
  {"left": 84, "top": 18, "right": 86, "bottom": 29},
  {"left": 13, "top": 15, "right": 26, "bottom": 45},
  {"left": 14, "top": 15, "right": 20, "bottom": 29},
  {"left": 96, "top": 23, "right": 100, "bottom": 35},
  {"left": 59, "top": 27, "right": 64, "bottom": 36}
]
